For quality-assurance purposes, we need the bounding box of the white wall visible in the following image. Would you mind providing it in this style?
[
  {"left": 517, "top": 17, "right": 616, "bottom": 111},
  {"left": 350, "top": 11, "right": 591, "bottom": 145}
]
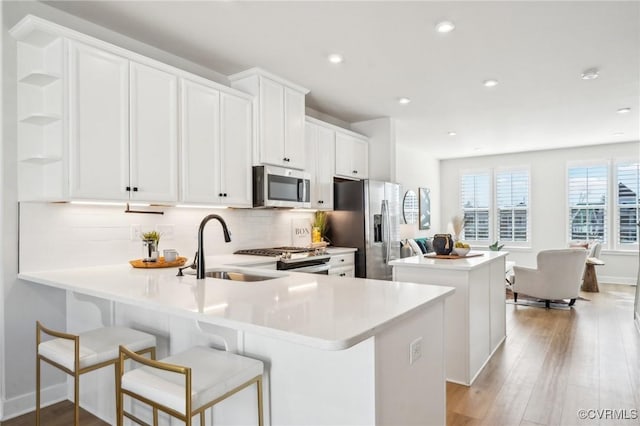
[
  {"left": 395, "top": 143, "right": 440, "bottom": 241},
  {"left": 440, "top": 141, "right": 639, "bottom": 285},
  {"left": 0, "top": 1, "right": 313, "bottom": 419}
]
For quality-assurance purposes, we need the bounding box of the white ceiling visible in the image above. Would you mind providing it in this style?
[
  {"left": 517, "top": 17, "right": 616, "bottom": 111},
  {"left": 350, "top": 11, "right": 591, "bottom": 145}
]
[{"left": 44, "top": 1, "right": 640, "bottom": 159}]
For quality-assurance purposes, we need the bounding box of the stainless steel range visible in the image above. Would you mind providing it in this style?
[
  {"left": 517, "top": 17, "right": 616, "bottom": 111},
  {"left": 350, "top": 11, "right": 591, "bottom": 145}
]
[{"left": 234, "top": 246, "right": 331, "bottom": 273}]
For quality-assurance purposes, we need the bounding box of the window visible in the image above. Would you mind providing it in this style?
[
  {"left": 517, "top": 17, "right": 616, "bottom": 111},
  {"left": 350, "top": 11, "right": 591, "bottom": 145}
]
[
  {"left": 496, "top": 169, "right": 529, "bottom": 243},
  {"left": 616, "top": 161, "right": 639, "bottom": 247},
  {"left": 460, "top": 172, "right": 490, "bottom": 241},
  {"left": 567, "top": 164, "right": 608, "bottom": 242}
]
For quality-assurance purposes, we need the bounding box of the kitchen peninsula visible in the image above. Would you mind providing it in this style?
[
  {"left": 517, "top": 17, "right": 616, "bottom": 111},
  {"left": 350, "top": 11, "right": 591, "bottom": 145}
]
[
  {"left": 19, "top": 255, "right": 454, "bottom": 425},
  {"left": 391, "top": 251, "right": 508, "bottom": 386}
]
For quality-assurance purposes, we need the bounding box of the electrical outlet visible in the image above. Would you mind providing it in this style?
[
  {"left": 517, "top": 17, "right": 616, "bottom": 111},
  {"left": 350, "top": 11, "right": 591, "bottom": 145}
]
[
  {"left": 130, "top": 224, "right": 142, "bottom": 241},
  {"left": 156, "top": 224, "right": 175, "bottom": 240},
  {"left": 410, "top": 337, "right": 423, "bottom": 365}
]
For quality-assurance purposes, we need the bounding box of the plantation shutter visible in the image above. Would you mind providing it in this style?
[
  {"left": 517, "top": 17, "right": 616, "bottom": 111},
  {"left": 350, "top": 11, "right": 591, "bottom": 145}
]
[
  {"left": 616, "top": 161, "right": 639, "bottom": 246},
  {"left": 567, "top": 164, "right": 608, "bottom": 242},
  {"left": 460, "top": 172, "right": 490, "bottom": 241},
  {"left": 496, "top": 169, "right": 529, "bottom": 242}
]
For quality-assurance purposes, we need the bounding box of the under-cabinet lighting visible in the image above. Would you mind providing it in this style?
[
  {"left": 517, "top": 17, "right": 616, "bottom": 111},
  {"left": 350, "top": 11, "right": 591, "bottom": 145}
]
[
  {"left": 290, "top": 208, "right": 318, "bottom": 212},
  {"left": 288, "top": 282, "right": 318, "bottom": 293},
  {"left": 70, "top": 201, "right": 126, "bottom": 206},
  {"left": 176, "top": 204, "right": 228, "bottom": 209},
  {"left": 203, "top": 303, "right": 229, "bottom": 313}
]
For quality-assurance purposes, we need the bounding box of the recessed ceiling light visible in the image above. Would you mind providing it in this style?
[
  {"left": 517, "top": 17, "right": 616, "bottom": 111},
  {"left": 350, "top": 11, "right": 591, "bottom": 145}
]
[
  {"left": 398, "top": 97, "right": 411, "bottom": 105},
  {"left": 435, "top": 20, "right": 455, "bottom": 33},
  {"left": 581, "top": 68, "right": 599, "bottom": 80},
  {"left": 327, "top": 53, "right": 344, "bottom": 64},
  {"left": 617, "top": 107, "right": 631, "bottom": 114},
  {"left": 483, "top": 79, "right": 498, "bottom": 88},
  {"left": 448, "top": 131, "right": 457, "bottom": 136}
]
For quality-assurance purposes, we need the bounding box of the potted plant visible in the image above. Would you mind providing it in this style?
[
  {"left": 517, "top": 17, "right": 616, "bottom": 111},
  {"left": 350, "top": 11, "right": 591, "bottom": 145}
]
[
  {"left": 312, "top": 211, "right": 328, "bottom": 244},
  {"left": 141, "top": 230, "right": 161, "bottom": 262}
]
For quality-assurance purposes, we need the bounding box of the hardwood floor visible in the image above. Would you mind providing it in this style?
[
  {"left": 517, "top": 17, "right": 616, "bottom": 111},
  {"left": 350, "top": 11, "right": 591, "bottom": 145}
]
[
  {"left": 448, "top": 284, "right": 640, "bottom": 426},
  {"left": 2, "top": 284, "right": 638, "bottom": 426}
]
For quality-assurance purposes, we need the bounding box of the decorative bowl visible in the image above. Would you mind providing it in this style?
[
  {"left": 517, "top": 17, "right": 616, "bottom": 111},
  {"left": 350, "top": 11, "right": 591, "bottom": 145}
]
[{"left": 452, "top": 247, "right": 470, "bottom": 257}]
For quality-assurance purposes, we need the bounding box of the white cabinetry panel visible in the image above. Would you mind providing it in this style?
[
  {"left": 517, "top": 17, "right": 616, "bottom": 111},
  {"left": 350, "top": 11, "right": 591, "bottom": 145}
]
[
  {"left": 335, "top": 132, "right": 369, "bottom": 180},
  {"left": 68, "top": 41, "right": 129, "bottom": 200},
  {"left": 129, "top": 62, "right": 178, "bottom": 202},
  {"left": 305, "top": 119, "right": 335, "bottom": 209},
  {"left": 220, "top": 92, "right": 252, "bottom": 206},
  {"left": 284, "top": 87, "right": 306, "bottom": 170}
]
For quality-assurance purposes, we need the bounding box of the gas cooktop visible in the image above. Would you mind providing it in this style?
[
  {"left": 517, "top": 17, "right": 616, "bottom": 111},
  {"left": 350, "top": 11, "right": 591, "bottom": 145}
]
[{"left": 234, "top": 246, "right": 318, "bottom": 257}]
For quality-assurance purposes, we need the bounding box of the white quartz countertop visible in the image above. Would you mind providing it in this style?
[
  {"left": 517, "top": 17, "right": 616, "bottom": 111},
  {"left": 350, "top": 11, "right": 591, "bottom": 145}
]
[
  {"left": 390, "top": 250, "right": 508, "bottom": 270},
  {"left": 19, "top": 254, "right": 453, "bottom": 351}
]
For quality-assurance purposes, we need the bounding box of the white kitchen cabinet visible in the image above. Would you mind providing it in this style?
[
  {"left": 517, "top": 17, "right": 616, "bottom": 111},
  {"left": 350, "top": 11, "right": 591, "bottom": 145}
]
[
  {"left": 129, "top": 62, "right": 178, "bottom": 202},
  {"left": 68, "top": 41, "right": 129, "bottom": 200},
  {"left": 229, "top": 68, "right": 309, "bottom": 170},
  {"left": 180, "top": 78, "right": 252, "bottom": 207},
  {"left": 67, "top": 41, "right": 178, "bottom": 202},
  {"left": 335, "top": 131, "right": 369, "bottom": 180},
  {"left": 328, "top": 252, "right": 355, "bottom": 277},
  {"left": 305, "top": 118, "right": 335, "bottom": 210}
]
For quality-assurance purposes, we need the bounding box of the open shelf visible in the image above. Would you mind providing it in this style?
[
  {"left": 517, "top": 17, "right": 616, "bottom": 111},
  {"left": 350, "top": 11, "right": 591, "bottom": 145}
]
[
  {"left": 19, "top": 72, "right": 60, "bottom": 87},
  {"left": 20, "top": 113, "right": 61, "bottom": 126}
]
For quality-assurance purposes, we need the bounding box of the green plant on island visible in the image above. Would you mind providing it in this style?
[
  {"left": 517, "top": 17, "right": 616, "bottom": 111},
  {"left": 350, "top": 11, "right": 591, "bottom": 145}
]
[{"left": 489, "top": 241, "right": 504, "bottom": 251}]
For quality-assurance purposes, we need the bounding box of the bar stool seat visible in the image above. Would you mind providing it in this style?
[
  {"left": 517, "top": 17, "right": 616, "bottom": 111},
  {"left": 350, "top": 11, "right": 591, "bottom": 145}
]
[
  {"left": 119, "top": 345, "right": 264, "bottom": 426},
  {"left": 39, "top": 326, "right": 156, "bottom": 371},
  {"left": 36, "top": 321, "right": 156, "bottom": 426}
]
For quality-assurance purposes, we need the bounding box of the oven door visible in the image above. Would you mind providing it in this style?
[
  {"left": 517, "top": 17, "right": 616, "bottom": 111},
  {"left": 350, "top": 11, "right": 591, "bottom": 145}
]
[{"left": 288, "top": 263, "right": 330, "bottom": 274}]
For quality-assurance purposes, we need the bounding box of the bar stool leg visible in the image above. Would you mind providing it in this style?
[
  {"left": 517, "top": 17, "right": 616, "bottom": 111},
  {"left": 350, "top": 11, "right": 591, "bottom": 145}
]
[
  {"left": 200, "top": 411, "right": 205, "bottom": 425},
  {"left": 36, "top": 355, "right": 41, "bottom": 426},
  {"left": 257, "top": 377, "right": 264, "bottom": 426},
  {"left": 74, "top": 371, "right": 80, "bottom": 426}
]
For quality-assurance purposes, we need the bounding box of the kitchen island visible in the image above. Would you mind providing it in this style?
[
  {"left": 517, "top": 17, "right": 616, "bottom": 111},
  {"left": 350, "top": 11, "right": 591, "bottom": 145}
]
[
  {"left": 391, "top": 251, "right": 508, "bottom": 386},
  {"left": 20, "top": 255, "right": 454, "bottom": 425}
]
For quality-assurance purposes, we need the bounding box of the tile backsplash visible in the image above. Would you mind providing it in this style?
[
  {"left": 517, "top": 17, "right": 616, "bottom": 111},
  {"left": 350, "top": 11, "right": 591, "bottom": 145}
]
[{"left": 19, "top": 202, "right": 314, "bottom": 272}]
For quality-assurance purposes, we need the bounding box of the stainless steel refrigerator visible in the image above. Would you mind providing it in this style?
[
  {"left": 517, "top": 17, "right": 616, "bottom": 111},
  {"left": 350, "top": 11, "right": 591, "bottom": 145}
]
[{"left": 329, "top": 180, "right": 401, "bottom": 280}]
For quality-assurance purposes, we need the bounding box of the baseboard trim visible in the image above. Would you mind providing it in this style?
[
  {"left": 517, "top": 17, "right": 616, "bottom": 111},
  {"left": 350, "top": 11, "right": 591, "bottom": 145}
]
[
  {"left": 599, "top": 275, "right": 637, "bottom": 286},
  {"left": 1, "top": 382, "right": 67, "bottom": 421}
]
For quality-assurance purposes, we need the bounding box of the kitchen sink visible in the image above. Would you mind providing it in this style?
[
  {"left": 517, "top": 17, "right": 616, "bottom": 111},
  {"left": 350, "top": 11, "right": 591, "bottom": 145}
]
[
  {"left": 184, "top": 268, "right": 284, "bottom": 282},
  {"left": 202, "top": 270, "right": 278, "bottom": 282}
]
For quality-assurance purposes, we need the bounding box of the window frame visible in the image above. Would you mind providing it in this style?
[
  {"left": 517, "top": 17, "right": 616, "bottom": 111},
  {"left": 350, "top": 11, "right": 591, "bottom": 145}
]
[
  {"left": 494, "top": 166, "right": 531, "bottom": 248},
  {"left": 459, "top": 169, "right": 492, "bottom": 245},
  {"left": 565, "top": 160, "right": 609, "bottom": 246},
  {"left": 614, "top": 159, "right": 639, "bottom": 251}
]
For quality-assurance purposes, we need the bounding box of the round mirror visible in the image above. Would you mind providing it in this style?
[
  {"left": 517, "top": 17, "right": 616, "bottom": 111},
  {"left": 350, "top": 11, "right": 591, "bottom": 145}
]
[{"left": 402, "top": 190, "right": 418, "bottom": 224}]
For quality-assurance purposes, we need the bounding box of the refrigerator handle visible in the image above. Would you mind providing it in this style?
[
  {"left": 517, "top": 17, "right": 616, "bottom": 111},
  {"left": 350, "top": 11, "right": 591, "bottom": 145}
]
[{"left": 382, "top": 200, "right": 390, "bottom": 263}]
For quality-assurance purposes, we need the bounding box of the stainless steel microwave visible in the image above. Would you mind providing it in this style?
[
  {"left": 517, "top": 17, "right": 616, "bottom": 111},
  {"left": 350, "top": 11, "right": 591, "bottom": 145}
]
[{"left": 253, "top": 165, "right": 311, "bottom": 208}]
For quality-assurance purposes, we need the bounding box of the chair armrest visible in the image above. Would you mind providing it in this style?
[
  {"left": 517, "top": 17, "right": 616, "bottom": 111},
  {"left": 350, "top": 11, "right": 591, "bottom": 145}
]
[{"left": 512, "top": 266, "right": 541, "bottom": 294}]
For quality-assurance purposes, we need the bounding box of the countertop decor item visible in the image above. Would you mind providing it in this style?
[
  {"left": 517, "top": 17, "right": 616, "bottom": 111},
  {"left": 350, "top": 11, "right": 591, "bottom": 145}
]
[
  {"left": 433, "top": 234, "right": 454, "bottom": 255},
  {"left": 451, "top": 215, "right": 465, "bottom": 241},
  {"left": 452, "top": 247, "right": 471, "bottom": 256},
  {"left": 312, "top": 211, "right": 329, "bottom": 242},
  {"left": 130, "top": 256, "right": 187, "bottom": 268},
  {"left": 489, "top": 241, "right": 504, "bottom": 251}
]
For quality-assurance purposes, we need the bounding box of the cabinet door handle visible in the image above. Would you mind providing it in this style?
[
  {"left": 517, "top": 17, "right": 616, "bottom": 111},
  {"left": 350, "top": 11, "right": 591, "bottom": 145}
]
[
  {"left": 340, "top": 259, "right": 345, "bottom": 262},
  {"left": 353, "top": 170, "right": 358, "bottom": 174},
  {"left": 126, "top": 186, "right": 131, "bottom": 192},
  {"left": 319, "top": 200, "right": 323, "bottom": 204},
  {"left": 340, "top": 273, "right": 346, "bottom": 277},
  {"left": 223, "top": 193, "right": 228, "bottom": 197},
  {"left": 133, "top": 187, "right": 138, "bottom": 192}
]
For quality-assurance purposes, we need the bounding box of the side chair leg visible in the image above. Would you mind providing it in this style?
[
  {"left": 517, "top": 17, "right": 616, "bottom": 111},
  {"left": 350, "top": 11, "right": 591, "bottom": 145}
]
[
  {"left": 569, "top": 298, "right": 576, "bottom": 307},
  {"left": 74, "top": 372, "right": 80, "bottom": 426},
  {"left": 545, "top": 300, "right": 550, "bottom": 309},
  {"left": 513, "top": 292, "right": 518, "bottom": 303},
  {"left": 257, "top": 377, "right": 264, "bottom": 426}
]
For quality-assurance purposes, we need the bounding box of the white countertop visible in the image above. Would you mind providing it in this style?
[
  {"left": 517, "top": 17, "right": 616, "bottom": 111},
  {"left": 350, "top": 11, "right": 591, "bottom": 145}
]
[
  {"left": 390, "top": 251, "right": 508, "bottom": 271},
  {"left": 19, "top": 254, "right": 453, "bottom": 351}
]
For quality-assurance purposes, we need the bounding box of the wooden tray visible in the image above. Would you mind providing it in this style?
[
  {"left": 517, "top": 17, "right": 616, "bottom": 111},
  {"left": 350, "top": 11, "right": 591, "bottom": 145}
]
[
  {"left": 425, "top": 253, "right": 484, "bottom": 259},
  {"left": 129, "top": 256, "right": 187, "bottom": 268}
]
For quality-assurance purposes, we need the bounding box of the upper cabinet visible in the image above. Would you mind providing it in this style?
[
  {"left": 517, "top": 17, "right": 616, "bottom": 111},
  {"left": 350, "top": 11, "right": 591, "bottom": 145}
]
[
  {"left": 180, "top": 78, "right": 252, "bottom": 207},
  {"left": 11, "top": 16, "right": 251, "bottom": 204},
  {"left": 229, "top": 68, "right": 309, "bottom": 171},
  {"left": 68, "top": 41, "right": 179, "bottom": 202},
  {"left": 305, "top": 118, "right": 335, "bottom": 210},
  {"left": 335, "top": 131, "right": 369, "bottom": 180}
]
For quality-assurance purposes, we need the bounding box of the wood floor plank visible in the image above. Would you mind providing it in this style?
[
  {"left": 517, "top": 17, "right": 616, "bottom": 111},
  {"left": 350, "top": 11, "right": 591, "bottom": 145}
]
[{"left": 1, "top": 400, "right": 109, "bottom": 426}]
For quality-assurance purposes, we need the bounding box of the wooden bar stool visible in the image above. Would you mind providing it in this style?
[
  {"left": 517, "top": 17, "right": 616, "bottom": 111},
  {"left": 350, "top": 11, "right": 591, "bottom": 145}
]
[
  {"left": 118, "top": 345, "right": 264, "bottom": 426},
  {"left": 36, "top": 321, "right": 156, "bottom": 425}
]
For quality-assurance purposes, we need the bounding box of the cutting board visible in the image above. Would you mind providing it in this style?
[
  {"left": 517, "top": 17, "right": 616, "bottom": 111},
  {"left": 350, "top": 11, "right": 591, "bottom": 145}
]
[
  {"left": 129, "top": 256, "right": 187, "bottom": 268},
  {"left": 424, "top": 253, "right": 484, "bottom": 259}
]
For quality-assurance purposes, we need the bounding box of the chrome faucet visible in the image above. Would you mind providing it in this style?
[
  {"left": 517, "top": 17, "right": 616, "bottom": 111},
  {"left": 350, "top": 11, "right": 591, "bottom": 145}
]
[{"left": 196, "top": 214, "right": 231, "bottom": 279}]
